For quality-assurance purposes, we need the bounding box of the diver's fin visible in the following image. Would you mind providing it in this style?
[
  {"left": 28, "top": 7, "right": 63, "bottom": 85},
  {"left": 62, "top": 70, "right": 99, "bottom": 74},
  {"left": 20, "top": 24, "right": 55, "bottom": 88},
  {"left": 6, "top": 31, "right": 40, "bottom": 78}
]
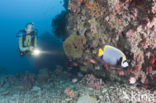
[{"left": 98, "top": 48, "right": 103, "bottom": 57}]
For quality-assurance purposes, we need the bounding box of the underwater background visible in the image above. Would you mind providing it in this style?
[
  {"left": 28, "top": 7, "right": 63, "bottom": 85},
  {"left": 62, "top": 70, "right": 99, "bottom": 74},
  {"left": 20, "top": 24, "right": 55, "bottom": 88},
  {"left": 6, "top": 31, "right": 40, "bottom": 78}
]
[
  {"left": 0, "top": 0, "right": 155, "bottom": 102},
  {"left": 0, "top": 0, "right": 66, "bottom": 74}
]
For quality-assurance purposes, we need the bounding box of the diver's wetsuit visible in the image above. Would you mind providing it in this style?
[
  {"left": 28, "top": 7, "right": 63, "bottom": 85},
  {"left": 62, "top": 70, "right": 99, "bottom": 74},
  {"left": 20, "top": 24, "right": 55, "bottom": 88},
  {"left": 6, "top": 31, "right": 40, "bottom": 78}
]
[{"left": 19, "top": 30, "right": 37, "bottom": 56}]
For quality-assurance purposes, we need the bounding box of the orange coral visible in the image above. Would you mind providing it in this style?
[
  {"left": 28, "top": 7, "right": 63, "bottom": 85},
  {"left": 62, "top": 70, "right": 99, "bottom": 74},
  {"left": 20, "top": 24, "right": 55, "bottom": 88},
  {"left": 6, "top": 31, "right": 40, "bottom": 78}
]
[{"left": 85, "top": 1, "right": 100, "bottom": 17}]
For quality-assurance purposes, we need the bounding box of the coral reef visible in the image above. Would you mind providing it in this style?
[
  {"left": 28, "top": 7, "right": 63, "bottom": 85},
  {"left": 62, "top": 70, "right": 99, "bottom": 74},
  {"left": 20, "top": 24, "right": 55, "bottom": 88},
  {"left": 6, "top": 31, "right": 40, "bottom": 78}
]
[
  {"left": 0, "top": 69, "right": 155, "bottom": 102},
  {"left": 84, "top": 74, "right": 103, "bottom": 89},
  {"left": 65, "top": 0, "right": 156, "bottom": 89}
]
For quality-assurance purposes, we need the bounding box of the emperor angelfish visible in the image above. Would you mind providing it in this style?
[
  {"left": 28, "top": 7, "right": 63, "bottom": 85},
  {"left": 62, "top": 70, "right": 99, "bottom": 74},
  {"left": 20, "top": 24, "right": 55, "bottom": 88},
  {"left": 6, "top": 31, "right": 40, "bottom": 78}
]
[{"left": 98, "top": 45, "right": 129, "bottom": 68}]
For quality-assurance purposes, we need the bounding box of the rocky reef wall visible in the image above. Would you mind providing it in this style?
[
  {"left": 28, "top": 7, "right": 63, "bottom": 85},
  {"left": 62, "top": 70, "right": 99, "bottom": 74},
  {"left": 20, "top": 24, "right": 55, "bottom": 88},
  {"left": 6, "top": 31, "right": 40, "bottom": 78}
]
[{"left": 64, "top": 0, "right": 156, "bottom": 89}]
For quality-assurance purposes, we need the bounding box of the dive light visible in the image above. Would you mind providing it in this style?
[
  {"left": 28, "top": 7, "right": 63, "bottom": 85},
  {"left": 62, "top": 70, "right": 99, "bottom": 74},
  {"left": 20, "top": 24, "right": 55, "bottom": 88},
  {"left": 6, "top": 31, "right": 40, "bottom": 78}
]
[{"left": 32, "top": 49, "right": 41, "bottom": 56}]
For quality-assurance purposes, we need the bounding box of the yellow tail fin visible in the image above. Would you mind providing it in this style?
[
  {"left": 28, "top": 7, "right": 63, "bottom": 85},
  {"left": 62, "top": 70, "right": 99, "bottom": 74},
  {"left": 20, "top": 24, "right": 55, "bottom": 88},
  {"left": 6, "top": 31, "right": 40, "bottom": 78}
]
[{"left": 98, "top": 48, "right": 103, "bottom": 57}]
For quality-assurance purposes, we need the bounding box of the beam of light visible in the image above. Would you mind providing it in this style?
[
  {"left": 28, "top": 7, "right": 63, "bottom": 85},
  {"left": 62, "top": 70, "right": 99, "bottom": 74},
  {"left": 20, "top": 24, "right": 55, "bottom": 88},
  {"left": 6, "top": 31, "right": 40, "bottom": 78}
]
[
  {"left": 41, "top": 50, "right": 64, "bottom": 55},
  {"left": 32, "top": 49, "right": 41, "bottom": 56},
  {"left": 32, "top": 48, "right": 64, "bottom": 57}
]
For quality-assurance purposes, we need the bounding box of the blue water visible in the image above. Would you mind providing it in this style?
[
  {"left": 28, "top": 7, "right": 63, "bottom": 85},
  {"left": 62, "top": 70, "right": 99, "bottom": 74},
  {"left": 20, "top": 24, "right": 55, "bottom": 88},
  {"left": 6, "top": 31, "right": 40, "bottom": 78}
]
[{"left": 0, "top": 0, "right": 65, "bottom": 74}]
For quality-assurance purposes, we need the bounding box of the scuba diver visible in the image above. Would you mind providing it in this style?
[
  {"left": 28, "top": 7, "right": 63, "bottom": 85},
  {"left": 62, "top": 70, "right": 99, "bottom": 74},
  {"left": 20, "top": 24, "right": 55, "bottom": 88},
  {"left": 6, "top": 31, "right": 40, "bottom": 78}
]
[{"left": 17, "top": 23, "right": 40, "bottom": 56}]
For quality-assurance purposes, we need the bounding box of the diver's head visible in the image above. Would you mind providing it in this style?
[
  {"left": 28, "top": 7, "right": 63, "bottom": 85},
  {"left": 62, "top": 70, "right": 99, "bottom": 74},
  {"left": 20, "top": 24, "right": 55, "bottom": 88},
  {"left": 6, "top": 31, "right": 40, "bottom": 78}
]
[{"left": 25, "top": 23, "right": 34, "bottom": 34}]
